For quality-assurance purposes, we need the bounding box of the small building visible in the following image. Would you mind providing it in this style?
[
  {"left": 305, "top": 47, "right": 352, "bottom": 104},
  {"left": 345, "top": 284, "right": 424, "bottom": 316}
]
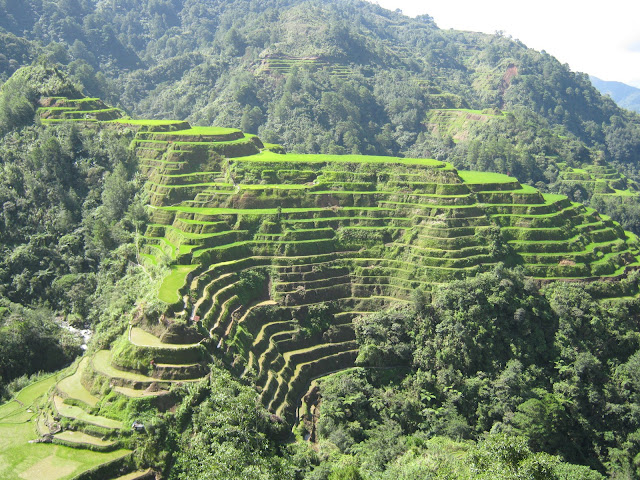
[{"left": 131, "top": 421, "right": 145, "bottom": 432}]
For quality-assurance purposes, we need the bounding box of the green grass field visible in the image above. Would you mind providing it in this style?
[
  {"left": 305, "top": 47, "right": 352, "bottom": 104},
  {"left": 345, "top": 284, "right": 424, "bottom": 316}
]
[
  {"left": 56, "top": 357, "right": 100, "bottom": 408},
  {"left": 0, "top": 376, "right": 130, "bottom": 480},
  {"left": 236, "top": 150, "right": 446, "bottom": 167},
  {"left": 153, "top": 126, "right": 241, "bottom": 136},
  {"left": 457, "top": 170, "right": 516, "bottom": 183},
  {"left": 158, "top": 264, "right": 198, "bottom": 304},
  {"left": 110, "top": 118, "right": 186, "bottom": 126}
]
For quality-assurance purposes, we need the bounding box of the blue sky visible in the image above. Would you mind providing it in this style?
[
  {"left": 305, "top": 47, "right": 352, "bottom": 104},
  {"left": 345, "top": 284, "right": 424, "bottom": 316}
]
[{"left": 367, "top": 0, "right": 640, "bottom": 87}]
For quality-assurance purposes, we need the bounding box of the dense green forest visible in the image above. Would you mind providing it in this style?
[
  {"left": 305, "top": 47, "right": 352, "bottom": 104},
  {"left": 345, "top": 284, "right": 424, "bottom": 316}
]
[
  {"left": 2, "top": 1, "right": 640, "bottom": 479},
  {"left": 0, "top": 65, "right": 149, "bottom": 395}
]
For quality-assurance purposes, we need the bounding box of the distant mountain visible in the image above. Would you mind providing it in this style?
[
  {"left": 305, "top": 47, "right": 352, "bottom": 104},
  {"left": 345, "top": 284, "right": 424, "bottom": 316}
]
[{"left": 591, "top": 76, "right": 640, "bottom": 113}]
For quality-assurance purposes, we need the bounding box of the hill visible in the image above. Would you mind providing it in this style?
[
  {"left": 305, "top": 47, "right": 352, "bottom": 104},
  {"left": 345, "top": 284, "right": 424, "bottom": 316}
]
[
  {"left": 3, "top": 0, "right": 640, "bottom": 239},
  {"left": 591, "top": 76, "right": 640, "bottom": 113},
  {"left": 2, "top": 1, "right": 640, "bottom": 477},
  {"left": 2, "top": 82, "right": 640, "bottom": 478},
  {"left": 0, "top": 0, "right": 638, "bottom": 160}
]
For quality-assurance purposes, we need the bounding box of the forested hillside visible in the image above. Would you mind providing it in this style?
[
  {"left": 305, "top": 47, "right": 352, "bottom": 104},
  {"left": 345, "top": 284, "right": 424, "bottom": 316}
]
[
  {"left": 3, "top": 0, "right": 640, "bottom": 231},
  {"left": 2, "top": 1, "right": 640, "bottom": 479}
]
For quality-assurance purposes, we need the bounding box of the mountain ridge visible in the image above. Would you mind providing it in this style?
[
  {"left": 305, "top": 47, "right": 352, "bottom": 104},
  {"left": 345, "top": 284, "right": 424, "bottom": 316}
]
[{"left": 590, "top": 75, "right": 640, "bottom": 113}]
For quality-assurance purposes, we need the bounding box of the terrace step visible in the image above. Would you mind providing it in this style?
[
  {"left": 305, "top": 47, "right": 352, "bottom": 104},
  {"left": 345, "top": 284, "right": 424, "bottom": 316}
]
[
  {"left": 91, "top": 350, "right": 205, "bottom": 390},
  {"left": 228, "top": 300, "right": 278, "bottom": 337},
  {"left": 55, "top": 357, "right": 100, "bottom": 408},
  {"left": 152, "top": 362, "right": 209, "bottom": 380},
  {"left": 52, "top": 395, "right": 123, "bottom": 430},
  {"left": 265, "top": 341, "right": 359, "bottom": 413},
  {"left": 276, "top": 349, "right": 359, "bottom": 420},
  {"left": 110, "top": 469, "right": 155, "bottom": 480},
  {"left": 53, "top": 430, "right": 117, "bottom": 450},
  {"left": 113, "top": 386, "right": 170, "bottom": 398},
  {"left": 129, "top": 327, "right": 202, "bottom": 349}
]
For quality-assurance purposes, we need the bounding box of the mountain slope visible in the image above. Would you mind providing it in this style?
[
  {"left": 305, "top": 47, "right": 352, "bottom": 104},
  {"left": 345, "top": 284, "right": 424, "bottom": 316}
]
[
  {"left": 591, "top": 76, "right": 640, "bottom": 113},
  {"left": 1, "top": 0, "right": 639, "bottom": 166},
  {"left": 1, "top": 84, "right": 637, "bottom": 478}
]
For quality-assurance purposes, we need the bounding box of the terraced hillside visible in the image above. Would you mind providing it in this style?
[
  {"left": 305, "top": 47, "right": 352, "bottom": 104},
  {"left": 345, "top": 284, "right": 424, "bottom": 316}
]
[
  {"left": 38, "top": 96, "right": 124, "bottom": 123},
  {"left": 259, "top": 55, "right": 353, "bottom": 78},
  {"left": 559, "top": 163, "right": 640, "bottom": 200},
  {"left": 425, "top": 108, "right": 507, "bottom": 141},
  {"left": 115, "top": 103, "right": 640, "bottom": 423},
  {"left": 13, "top": 95, "right": 640, "bottom": 478}
]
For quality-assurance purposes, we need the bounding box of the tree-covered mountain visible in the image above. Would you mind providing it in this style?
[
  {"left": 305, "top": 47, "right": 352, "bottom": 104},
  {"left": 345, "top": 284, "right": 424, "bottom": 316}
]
[
  {"left": 0, "top": 0, "right": 638, "bottom": 162},
  {"left": 591, "top": 76, "right": 640, "bottom": 113},
  {"left": 3, "top": 0, "right": 640, "bottom": 236},
  {"left": 0, "top": 64, "right": 637, "bottom": 480}
]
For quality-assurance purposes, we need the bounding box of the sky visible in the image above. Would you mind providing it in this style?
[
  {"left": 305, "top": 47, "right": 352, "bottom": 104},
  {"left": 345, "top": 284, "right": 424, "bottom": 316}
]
[{"left": 366, "top": 0, "right": 640, "bottom": 87}]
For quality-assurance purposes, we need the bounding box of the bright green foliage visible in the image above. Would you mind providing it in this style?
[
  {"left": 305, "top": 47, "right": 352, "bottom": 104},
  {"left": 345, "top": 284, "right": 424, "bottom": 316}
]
[{"left": 158, "top": 264, "right": 197, "bottom": 304}]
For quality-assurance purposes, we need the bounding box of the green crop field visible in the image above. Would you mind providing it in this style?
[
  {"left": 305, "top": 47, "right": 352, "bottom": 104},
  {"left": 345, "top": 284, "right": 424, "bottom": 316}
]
[
  {"left": 158, "top": 264, "right": 198, "bottom": 304},
  {"left": 153, "top": 126, "right": 241, "bottom": 136},
  {"left": 0, "top": 376, "right": 130, "bottom": 480}
]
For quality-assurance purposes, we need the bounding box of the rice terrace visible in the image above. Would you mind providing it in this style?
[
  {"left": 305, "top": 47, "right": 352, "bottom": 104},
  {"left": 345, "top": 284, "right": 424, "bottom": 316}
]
[{"left": 1, "top": 87, "right": 640, "bottom": 478}]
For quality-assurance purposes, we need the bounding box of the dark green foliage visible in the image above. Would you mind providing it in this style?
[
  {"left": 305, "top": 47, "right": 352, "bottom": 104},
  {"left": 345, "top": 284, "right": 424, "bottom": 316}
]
[
  {"left": 0, "top": 305, "right": 81, "bottom": 389},
  {"left": 296, "top": 302, "right": 337, "bottom": 338},
  {"left": 168, "top": 368, "right": 295, "bottom": 479},
  {"left": 0, "top": 32, "right": 37, "bottom": 80},
  {"left": 236, "top": 268, "right": 268, "bottom": 304},
  {"left": 0, "top": 77, "right": 151, "bottom": 398},
  {"left": 414, "top": 267, "right": 553, "bottom": 378},
  {"left": 312, "top": 267, "right": 640, "bottom": 477},
  {"left": 354, "top": 307, "right": 414, "bottom": 366},
  {"left": 0, "top": 118, "right": 142, "bottom": 306}
]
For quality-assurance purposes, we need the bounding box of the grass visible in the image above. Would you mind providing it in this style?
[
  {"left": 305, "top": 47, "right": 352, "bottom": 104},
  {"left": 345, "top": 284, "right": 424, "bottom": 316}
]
[
  {"left": 112, "top": 469, "right": 153, "bottom": 480},
  {"left": 234, "top": 150, "right": 446, "bottom": 167},
  {"left": 129, "top": 327, "right": 199, "bottom": 349},
  {"left": 158, "top": 264, "right": 197, "bottom": 304},
  {"left": 154, "top": 205, "right": 392, "bottom": 216},
  {"left": 432, "top": 108, "right": 505, "bottom": 116},
  {"left": 56, "top": 357, "right": 100, "bottom": 408},
  {"left": 53, "top": 396, "right": 123, "bottom": 429},
  {"left": 457, "top": 170, "right": 517, "bottom": 183},
  {"left": 110, "top": 118, "right": 187, "bottom": 126},
  {"left": 54, "top": 431, "right": 116, "bottom": 447},
  {"left": 0, "top": 376, "right": 130, "bottom": 480},
  {"left": 92, "top": 350, "right": 166, "bottom": 383},
  {"left": 153, "top": 126, "right": 241, "bottom": 136},
  {"left": 173, "top": 135, "right": 255, "bottom": 146}
]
